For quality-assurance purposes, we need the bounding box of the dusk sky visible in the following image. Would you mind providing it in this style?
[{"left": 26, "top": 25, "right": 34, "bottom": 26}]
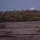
[{"left": 0, "top": 0, "right": 40, "bottom": 11}]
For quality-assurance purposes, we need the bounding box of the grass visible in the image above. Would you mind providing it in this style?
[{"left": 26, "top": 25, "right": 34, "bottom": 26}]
[{"left": 0, "top": 23, "right": 6, "bottom": 29}]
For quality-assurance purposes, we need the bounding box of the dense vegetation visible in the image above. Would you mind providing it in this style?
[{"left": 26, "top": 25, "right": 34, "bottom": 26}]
[{"left": 0, "top": 10, "right": 40, "bottom": 22}]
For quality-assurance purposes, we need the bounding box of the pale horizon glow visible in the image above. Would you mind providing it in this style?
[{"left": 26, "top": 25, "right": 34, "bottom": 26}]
[{"left": 30, "top": 7, "right": 35, "bottom": 10}]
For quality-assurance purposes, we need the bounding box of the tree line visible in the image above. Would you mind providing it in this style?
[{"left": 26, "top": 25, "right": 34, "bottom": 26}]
[{"left": 0, "top": 10, "right": 40, "bottom": 22}]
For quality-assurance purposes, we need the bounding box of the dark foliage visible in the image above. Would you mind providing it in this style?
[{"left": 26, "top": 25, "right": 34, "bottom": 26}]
[{"left": 0, "top": 10, "right": 40, "bottom": 22}]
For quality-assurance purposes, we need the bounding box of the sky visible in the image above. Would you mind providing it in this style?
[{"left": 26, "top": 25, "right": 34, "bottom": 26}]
[{"left": 0, "top": 0, "right": 40, "bottom": 11}]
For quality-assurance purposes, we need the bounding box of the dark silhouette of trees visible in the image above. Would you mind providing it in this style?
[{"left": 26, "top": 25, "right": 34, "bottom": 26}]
[{"left": 0, "top": 10, "right": 40, "bottom": 22}]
